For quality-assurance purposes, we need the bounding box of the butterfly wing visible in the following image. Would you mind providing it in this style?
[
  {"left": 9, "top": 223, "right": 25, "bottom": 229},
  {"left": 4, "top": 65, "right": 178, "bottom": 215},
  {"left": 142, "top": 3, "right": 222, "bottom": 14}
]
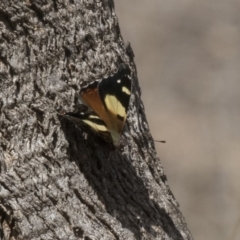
[
  {"left": 62, "top": 110, "right": 112, "bottom": 143},
  {"left": 79, "top": 67, "right": 131, "bottom": 145},
  {"left": 80, "top": 81, "right": 111, "bottom": 128},
  {"left": 98, "top": 67, "right": 131, "bottom": 143}
]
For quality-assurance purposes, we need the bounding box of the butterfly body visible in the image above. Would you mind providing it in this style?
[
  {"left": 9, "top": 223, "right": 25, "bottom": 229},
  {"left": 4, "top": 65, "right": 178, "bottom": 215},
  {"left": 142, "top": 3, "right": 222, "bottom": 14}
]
[{"left": 65, "top": 67, "right": 132, "bottom": 145}]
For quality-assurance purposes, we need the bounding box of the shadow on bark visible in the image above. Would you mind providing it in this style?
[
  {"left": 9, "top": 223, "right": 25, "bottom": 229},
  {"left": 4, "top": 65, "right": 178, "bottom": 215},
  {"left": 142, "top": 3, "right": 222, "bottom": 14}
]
[{"left": 60, "top": 117, "right": 184, "bottom": 240}]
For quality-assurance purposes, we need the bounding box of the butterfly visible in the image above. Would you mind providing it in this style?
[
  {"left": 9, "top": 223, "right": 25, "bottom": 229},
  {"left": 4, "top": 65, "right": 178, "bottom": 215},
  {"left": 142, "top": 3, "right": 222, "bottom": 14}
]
[{"left": 63, "top": 67, "right": 132, "bottom": 146}]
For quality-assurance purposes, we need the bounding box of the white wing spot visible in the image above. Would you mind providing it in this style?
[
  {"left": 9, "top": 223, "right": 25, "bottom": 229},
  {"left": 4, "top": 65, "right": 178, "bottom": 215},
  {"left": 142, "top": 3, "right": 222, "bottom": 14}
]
[
  {"left": 89, "top": 115, "right": 100, "bottom": 119},
  {"left": 117, "top": 79, "right": 121, "bottom": 83}
]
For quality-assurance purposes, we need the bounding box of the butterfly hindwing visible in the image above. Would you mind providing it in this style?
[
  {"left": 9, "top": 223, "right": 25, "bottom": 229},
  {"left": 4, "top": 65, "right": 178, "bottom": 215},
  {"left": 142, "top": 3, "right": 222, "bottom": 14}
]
[{"left": 62, "top": 110, "right": 112, "bottom": 143}]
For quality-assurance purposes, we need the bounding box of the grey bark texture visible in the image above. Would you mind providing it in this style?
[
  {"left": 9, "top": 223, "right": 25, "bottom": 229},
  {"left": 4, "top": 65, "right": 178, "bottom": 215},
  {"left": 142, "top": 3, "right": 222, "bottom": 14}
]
[{"left": 0, "top": 0, "right": 193, "bottom": 239}]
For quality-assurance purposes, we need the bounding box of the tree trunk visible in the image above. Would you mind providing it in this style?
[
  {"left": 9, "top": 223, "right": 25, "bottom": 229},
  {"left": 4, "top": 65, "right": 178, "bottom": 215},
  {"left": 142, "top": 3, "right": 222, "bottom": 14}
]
[{"left": 0, "top": 0, "right": 193, "bottom": 239}]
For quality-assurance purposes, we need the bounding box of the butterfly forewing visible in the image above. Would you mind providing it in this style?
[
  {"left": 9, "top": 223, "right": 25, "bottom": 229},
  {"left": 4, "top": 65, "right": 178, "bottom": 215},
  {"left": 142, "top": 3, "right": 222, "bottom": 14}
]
[
  {"left": 80, "top": 82, "right": 113, "bottom": 131},
  {"left": 98, "top": 68, "right": 131, "bottom": 135}
]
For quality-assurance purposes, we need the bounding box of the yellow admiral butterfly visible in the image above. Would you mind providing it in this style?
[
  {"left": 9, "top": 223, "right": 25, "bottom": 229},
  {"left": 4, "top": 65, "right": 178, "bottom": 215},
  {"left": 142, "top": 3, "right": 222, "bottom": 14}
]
[{"left": 64, "top": 67, "right": 132, "bottom": 146}]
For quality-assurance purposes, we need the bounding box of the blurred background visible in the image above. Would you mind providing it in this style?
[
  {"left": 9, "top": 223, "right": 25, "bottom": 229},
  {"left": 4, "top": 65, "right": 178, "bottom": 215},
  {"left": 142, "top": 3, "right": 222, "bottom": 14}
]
[{"left": 115, "top": 1, "right": 240, "bottom": 240}]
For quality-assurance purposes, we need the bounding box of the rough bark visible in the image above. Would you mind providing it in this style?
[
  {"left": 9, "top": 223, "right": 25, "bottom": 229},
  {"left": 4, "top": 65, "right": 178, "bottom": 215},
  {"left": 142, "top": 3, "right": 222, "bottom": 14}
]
[{"left": 0, "top": 0, "right": 193, "bottom": 239}]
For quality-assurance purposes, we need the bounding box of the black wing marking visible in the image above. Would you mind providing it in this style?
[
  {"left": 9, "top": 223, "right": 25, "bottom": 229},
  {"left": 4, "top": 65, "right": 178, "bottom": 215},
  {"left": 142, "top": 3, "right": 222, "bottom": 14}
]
[{"left": 98, "top": 67, "right": 131, "bottom": 116}]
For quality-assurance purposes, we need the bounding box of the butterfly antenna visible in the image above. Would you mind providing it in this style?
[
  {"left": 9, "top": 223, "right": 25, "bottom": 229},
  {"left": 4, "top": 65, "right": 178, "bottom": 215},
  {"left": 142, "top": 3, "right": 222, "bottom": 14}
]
[{"left": 154, "top": 140, "right": 166, "bottom": 143}]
